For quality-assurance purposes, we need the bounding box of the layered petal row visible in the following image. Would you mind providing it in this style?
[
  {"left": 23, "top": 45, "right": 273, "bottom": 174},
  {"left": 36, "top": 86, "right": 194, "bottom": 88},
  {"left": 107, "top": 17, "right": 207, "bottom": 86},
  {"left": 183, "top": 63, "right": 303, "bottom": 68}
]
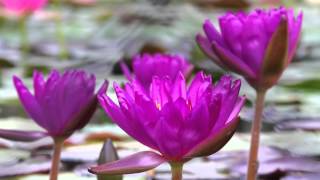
[{"left": 92, "top": 71, "right": 245, "bottom": 175}]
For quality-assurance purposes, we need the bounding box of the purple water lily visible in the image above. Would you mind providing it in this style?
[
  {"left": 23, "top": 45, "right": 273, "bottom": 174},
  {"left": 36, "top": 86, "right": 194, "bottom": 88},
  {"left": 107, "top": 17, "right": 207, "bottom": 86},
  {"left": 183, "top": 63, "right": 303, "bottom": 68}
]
[
  {"left": 13, "top": 69, "right": 108, "bottom": 180},
  {"left": 121, "top": 53, "right": 193, "bottom": 91},
  {"left": 89, "top": 72, "right": 245, "bottom": 179},
  {"left": 197, "top": 7, "right": 303, "bottom": 180},
  {"left": 13, "top": 70, "right": 107, "bottom": 137},
  {"left": 197, "top": 7, "right": 302, "bottom": 90}
]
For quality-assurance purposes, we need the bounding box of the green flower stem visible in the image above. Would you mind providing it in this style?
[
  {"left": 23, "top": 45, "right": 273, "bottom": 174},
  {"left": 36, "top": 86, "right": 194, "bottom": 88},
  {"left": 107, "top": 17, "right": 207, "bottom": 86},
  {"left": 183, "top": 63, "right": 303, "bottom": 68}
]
[
  {"left": 0, "top": 69, "right": 2, "bottom": 87},
  {"left": 49, "top": 137, "right": 65, "bottom": 180},
  {"left": 170, "top": 162, "right": 184, "bottom": 180},
  {"left": 247, "top": 90, "right": 267, "bottom": 180},
  {"left": 54, "top": 0, "right": 68, "bottom": 60},
  {"left": 19, "top": 16, "right": 29, "bottom": 61}
]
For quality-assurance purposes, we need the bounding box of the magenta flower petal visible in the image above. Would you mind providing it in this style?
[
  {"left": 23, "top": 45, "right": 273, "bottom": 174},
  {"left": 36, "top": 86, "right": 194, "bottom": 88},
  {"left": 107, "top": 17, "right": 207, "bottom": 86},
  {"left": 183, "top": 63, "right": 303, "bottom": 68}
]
[
  {"left": 153, "top": 100, "right": 184, "bottom": 159},
  {"left": 98, "top": 94, "right": 130, "bottom": 131},
  {"left": 64, "top": 80, "right": 109, "bottom": 135},
  {"left": 33, "top": 71, "right": 45, "bottom": 101},
  {"left": 219, "top": 13, "right": 244, "bottom": 56},
  {"left": 97, "top": 80, "right": 109, "bottom": 95},
  {"left": 171, "top": 73, "right": 187, "bottom": 101},
  {"left": 211, "top": 41, "right": 256, "bottom": 78},
  {"left": 212, "top": 77, "right": 241, "bottom": 131},
  {"left": 227, "top": 96, "right": 247, "bottom": 123},
  {"left": 203, "top": 19, "right": 225, "bottom": 46},
  {"left": 149, "top": 77, "right": 172, "bottom": 108},
  {"left": 187, "top": 72, "right": 212, "bottom": 106},
  {"left": 99, "top": 92, "right": 157, "bottom": 149},
  {"left": 13, "top": 76, "right": 47, "bottom": 130},
  {"left": 180, "top": 99, "right": 210, "bottom": 153},
  {"left": 185, "top": 116, "right": 240, "bottom": 158},
  {"left": 240, "top": 16, "right": 268, "bottom": 73},
  {"left": 89, "top": 151, "right": 165, "bottom": 175},
  {"left": 196, "top": 34, "right": 225, "bottom": 68},
  {"left": 0, "top": 129, "right": 47, "bottom": 142},
  {"left": 120, "top": 62, "right": 133, "bottom": 82},
  {"left": 186, "top": 96, "right": 246, "bottom": 157}
]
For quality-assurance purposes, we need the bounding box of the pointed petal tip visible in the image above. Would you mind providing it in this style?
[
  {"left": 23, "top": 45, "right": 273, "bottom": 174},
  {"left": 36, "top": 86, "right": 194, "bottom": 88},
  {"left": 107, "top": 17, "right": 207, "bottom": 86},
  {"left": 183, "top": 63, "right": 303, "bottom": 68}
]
[
  {"left": 97, "top": 80, "right": 109, "bottom": 95},
  {"left": 120, "top": 61, "right": 133, "bottom": 81},
  {"left": 12, "top": 75, "right": 21, "bottom": 84},
  {"left": 98, "top": 93, "right": 106, "bottom": 103},
  {"left": 233, "top": 79, "right": 242, "bottom": 89},
  {"left": 12, "top": 76, "right": 29, "bottom": 93},
  {"left": 195, "top": 33, "right": 206, "bottom": 44},
  {"left": 203, "top": 19, "right": 214, "bottom": 29}
]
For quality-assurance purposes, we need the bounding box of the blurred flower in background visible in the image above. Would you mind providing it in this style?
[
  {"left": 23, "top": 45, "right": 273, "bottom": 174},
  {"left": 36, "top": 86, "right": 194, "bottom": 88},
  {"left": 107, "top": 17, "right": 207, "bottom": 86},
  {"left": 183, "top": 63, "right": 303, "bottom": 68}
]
[
  {"left": 121, "top": 53, "right": 193, "bottom": 91},
  {"left": 1, "top": 0, "right": 48, "bottom": 16}
]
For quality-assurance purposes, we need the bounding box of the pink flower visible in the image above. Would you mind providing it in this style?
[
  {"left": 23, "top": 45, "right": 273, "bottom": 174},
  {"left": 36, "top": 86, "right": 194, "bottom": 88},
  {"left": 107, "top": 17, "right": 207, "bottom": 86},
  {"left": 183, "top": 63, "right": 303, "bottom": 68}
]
[{"left": 2, "top": 0, "right": 48, "bottom": 16}]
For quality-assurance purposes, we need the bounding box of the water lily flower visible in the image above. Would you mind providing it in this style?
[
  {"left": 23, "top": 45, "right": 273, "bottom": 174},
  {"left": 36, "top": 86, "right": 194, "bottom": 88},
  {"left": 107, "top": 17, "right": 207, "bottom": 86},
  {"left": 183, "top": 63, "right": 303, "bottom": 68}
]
[
  {"left": 197, "top": 7, "right": 302, "bottom": 91},
  {"left": 89, "top": 72, "right": 245, "bottom": 179},
  {"left": 196, "top": 7, "right": 302, "bottom": 180},
  {"left": 120, "top": 53, "right": 193, "bottom": 91},
  {"left": 13, "top": 69, "right": 108, "bottom": 180},
  {"left": 13, "top": 70, "right": 107, "bottom": 138},
  {"left": 1, "top": 0, "right": 47, "bottom": 16}
]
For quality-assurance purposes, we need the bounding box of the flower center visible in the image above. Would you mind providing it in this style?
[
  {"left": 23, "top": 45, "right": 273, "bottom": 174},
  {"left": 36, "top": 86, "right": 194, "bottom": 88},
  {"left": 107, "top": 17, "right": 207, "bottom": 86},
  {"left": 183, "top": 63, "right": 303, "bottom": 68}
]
[{"left": 156, "top": 101, "right": 162, "bottom": 110}]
